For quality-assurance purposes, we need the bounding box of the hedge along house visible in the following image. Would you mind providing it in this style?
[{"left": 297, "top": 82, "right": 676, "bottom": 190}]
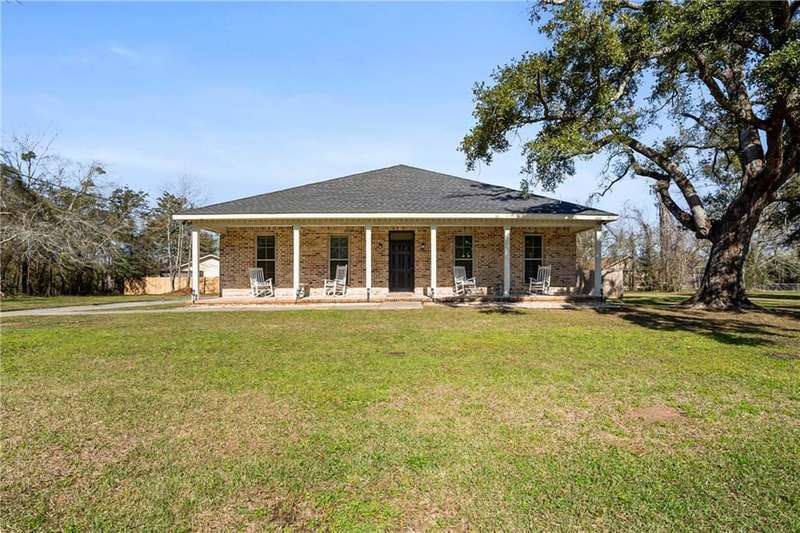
[{"left": 173, "top": 165, "right": 617, "bottom": 302}]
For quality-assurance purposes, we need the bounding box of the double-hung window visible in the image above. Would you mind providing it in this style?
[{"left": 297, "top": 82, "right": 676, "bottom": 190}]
[
  {"left": 454, "top": 235, "right": 473, "bottom": 278},
  {"left": 329, "top": 236, "right": 348, "bottom": 278},
  {"left": 524, "top": 235, "right": 543, "bottom": 282},
  {"left": 256, "top": 236, "right": 276, "bottom": 281}
]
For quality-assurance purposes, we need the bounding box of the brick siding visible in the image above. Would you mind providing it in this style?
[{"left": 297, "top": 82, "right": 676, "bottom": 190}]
[
  {"left": 219, "top": 226, "right": 293, "bottom": 296},
  {"left": 511, "top": 227, "right": 577, "bottom": 289},
  {"left": 220, "top": 224, "right": 577, "bottom": 296}
]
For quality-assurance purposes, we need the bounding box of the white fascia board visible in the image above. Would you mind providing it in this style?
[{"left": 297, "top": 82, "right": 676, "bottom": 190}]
[{"left": 173, "top": 212, "right": 618, "bottom": 222}]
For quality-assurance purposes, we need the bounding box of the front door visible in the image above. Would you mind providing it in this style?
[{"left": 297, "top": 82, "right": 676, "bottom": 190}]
[{"left": 389, "top": 231, "right": 414, "bottom": 292}]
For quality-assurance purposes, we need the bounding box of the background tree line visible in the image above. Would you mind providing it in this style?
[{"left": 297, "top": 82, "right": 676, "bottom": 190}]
[
  {"left": 581, "top": 186, "right": 800, "bottom": 293},
  {"left": 0, "top": 136, "right": 216, "bottom": 296}
]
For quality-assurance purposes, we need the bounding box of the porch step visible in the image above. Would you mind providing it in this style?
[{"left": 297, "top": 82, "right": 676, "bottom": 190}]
[{"left": 382, "top": 292, "right": 423, "bottom": 302}]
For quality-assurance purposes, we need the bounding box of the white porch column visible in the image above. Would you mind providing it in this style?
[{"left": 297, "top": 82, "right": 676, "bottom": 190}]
[
  {"left": 430, "top": 225, "right": 437, "bottom": 297},
  {"left": 503, "top": 225, "right": 511, "bottom": 297},
  {"left": 190, "top": 229, "right": 199, "bottom": 301},
  {"left": 292, "top": 224, "right": 301, "bottom": 297},
  {"left": 365, "top": 224, "right": 372, "bottom": 298},
  {"left": 592, "top": 225, "right": 603, "bottom": 297}
]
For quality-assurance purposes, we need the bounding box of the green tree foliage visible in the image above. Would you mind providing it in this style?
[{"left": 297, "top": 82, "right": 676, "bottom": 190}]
[{"left": 461, "top": 0, "right": 799, "bottom": 308}]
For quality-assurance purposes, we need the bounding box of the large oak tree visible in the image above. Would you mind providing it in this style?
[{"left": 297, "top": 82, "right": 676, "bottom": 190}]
[{"left": 461, "top": 0, "right": 799, "bottom": 309}]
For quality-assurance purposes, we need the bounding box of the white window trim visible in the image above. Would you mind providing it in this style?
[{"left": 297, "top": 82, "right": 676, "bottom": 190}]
[
  {"left": 522, "top": 233, "right": 544, "bottom": 283},
  {"left": 328, "top": 234, "right": 350, "bottom": 278},
  {"left": 454, "top": 234, "right": 474, "bottom": 277},
  {"left": 255, "top": 234, "right": 277, "bottom": 280}
]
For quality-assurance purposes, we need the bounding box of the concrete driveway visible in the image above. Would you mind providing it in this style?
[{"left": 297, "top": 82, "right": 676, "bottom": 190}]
[
  {"left": 1, "top": 300, "right": 425, "bottom": 317},
  {"left": 1, "top": 299, "right": 183, "bottom": 317}
]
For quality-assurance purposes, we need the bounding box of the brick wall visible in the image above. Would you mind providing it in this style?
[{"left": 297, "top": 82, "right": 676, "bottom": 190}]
[
  {"left": 510, "top": 227, "right": 577, "bottom": 289},
  {"left": 220, "top": 226, "right": 293, "bottom": 296},
  {"left": 436, "top": 227, "right": 504, "bottom": 292},
  {"left": 220, "top": 224, "right": 577, "bottom": 296},
  {"left": 300, "top": 226, "right": 366, "bottom": 288}
]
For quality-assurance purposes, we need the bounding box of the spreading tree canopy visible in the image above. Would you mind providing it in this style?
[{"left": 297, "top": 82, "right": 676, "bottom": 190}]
[{"left": 461, "top": 0, "right": 800, "bottom": 309}]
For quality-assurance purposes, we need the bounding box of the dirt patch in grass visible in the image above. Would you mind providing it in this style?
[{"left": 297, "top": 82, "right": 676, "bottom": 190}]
[
  {"left": 627, "top": 405, "right": 684, "bottom": 423},
  {"left": 768, "top": 351, "right": 800, "bottom": 361},
  {"left": 192, "top": 488, "right": 320, "bottom": 531},
  {"left": 170, "top": 391, "right": 312, "bottom": 461}
]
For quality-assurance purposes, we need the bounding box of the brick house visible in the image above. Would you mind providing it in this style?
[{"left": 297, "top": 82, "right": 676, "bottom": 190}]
[{"left": 174, "top": 165, "right": 617, "bottom": 301}]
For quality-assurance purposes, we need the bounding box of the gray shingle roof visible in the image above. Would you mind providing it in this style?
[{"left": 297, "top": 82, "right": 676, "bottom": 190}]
[{"left": 178, "top": 165, "right": 615, "bottom": 217}]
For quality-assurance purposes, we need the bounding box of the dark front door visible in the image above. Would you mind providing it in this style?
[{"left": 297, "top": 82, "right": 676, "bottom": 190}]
[{"left": 389, "top": 232, "right": 414, "bottom": 292}]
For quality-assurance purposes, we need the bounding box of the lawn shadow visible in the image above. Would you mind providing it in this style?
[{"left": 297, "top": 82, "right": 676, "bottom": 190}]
[
  {"left": 476, "top": 303, "right": 525, "bottom": 315},
  {"left": 759, "top": 306, "right": 800, "bottom": 322},
  {"left": 436, "top": 301, "right": 525, "bottom": 315},
  {"left": 596, "top": 303, "right": 800, "bottom": 348}
]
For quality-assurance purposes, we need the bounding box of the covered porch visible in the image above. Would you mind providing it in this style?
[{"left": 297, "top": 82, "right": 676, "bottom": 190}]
[{"left": 184, "top": 216, "right": 609, "bottom": 304}]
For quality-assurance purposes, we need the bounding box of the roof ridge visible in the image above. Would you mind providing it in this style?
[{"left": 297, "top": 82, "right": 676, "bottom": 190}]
[{"left": 177, "top": 164, "right": 409, "bottom": 213}]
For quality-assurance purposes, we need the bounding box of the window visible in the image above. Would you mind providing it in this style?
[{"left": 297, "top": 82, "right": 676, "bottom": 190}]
[
  {"left": 329, "top": 236, "right": 348, "bottom": 278},
  {"left": 524, "top": 235, "right": 543, "bottom": 282},
  {"left": 256, "top": 236, "right": 276, "bottom": 281},
  {"left": 454, "top": 235, "right": 473, "bottom": 278}
]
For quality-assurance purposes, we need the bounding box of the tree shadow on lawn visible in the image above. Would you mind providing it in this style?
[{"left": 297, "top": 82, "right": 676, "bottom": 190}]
[
  {"left": 476, "top": 303, "right": 525, "bottom": 315},
  {"left": 437, "top": 301, "right": 526, "bottom": 315},
  {"left": 595, "top": 304, "right": 800, "bottom": 348}
]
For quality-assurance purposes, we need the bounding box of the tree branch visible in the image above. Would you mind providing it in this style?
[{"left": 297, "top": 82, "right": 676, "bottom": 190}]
[
  {"left": 681, "top": 112, "right": 717, "bottom": 132},
  {"left": 628, "top": 160, "right": 700, "bottom": 233},
  {"left": 691, "top": 51, "right": 769, "bottom": 130},
  {"left": 621, "top": 135, "right": 712, "bottom": 236},
  {"left": 597, "top": 173, "right": 627, "bottom": 198},
  {"left": 653, "top": 179, "right": 700, "bottom": 234},
  {"left": 536, "top": 71, "right": 551, "bottom": 119}
]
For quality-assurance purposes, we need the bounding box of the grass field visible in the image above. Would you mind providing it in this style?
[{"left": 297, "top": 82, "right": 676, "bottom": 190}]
[
  {"left": 0, "top": 294, "right": 187, "bottom": 312},
  {"left": 1, "top": 294, "right": 799, "bottom": 530},
  {"left": 617, "top": 290, "right": 800, "bottom": 309}
]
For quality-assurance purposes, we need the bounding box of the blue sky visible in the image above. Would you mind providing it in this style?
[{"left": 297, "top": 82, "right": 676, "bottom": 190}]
[{"left": 2, "top": 1, "right": 653, "bottom": 214}]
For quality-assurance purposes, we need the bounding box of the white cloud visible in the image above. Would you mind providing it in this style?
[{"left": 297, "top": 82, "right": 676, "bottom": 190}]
[{"left": 108, "top": 42, "right": 143, "bottom": 62}]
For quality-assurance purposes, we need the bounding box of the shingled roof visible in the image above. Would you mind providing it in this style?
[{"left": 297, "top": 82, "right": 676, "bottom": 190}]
[{"left": 176, "top": 165, "right": 615, "bottom": 218}]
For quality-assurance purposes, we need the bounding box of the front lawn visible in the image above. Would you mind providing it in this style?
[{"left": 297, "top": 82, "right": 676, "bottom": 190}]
[{"left": 1, "top": 300, "right": 798, "bottom": 530}]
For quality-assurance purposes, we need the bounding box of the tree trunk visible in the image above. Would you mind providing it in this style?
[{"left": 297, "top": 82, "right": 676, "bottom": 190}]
[
  {"left": 685, "top": 214, "right": 759, "bottom": 310},
  {"left": 20, "top": 257, "right": 29, "bottom": 294}
]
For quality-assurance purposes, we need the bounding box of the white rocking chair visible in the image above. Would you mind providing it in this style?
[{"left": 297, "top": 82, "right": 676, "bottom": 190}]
[
  {"left": 528, "top": 265, "right": 552, "bottom": 295},
  {"left": 453, "top": 265, "right": 477, "bottom": 296},
  {"left": 324, "top": 264, "right": 348, "bottom": 296},
  {"left": 248, "top": 267, "right": 274, "bottom": 297}
]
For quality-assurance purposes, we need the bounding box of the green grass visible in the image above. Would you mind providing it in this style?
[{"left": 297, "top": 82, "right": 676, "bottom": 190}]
[
  {"left": 616, "top": 290, "right": 800, "bottom": 309},
  {"left": 0, "top": 294, "right": 187, "bottom": 312},
  {"left": 1, "top": 295, "right": 799, "bottom": 530}
]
